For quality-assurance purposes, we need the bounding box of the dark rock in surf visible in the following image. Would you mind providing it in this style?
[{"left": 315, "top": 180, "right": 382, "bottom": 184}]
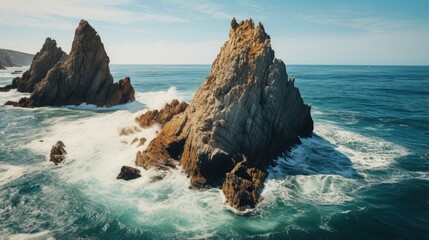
[
  {"left": 4, "top": 100, "right": 19, "bottom": 106},
  {"left": 50, "top": 141, "right": 67, "bottom": 165},
  {"left": 117, "top": 166, "right": 141, "bottom": 180},
  {"left": 0, "top": 86, "right": 14, "bottom": 92}
]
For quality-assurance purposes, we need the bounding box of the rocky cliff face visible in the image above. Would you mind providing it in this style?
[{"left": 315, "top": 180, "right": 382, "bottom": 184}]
[
  {"left": 11, "top": 38, "right": 67, "bottom": 92},
  {"left": 10, "top": 20, "right": 135, "bottom": 107},
  {"left": 136, "top": 18, "right": 313, "bottom": 211}
]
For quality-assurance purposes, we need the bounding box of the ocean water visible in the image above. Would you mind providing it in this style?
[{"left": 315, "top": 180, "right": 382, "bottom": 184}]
[{"left": 0, "top": 64, "right": 428, "bottom": 239}]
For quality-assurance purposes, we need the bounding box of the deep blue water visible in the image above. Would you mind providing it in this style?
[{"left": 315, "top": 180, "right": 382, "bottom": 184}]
[{"left": 0, "top": 65, "right": 428, "bottom": 239}]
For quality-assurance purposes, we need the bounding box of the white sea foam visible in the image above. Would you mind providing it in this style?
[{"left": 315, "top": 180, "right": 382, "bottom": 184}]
[
  {"left": 262, "top": 121, "right": 410, "bottom": 208},
  {"left": 136, "top": 86, "right": 184, "bottom": 110},
  {"left": 0, "top": 164, "right": 27, "bottom": 185},
  {"left": 262, "top": 174, "right": 355, "bottom": 207},
  {"left": 60, "top": 86, "right": 184, "bottom": 113},
  {"left": 0, "top": 89, "right": 30, "bottom": 105},
  {"left": 315, "top": 122, "right": 409, "bottom": 169},
  {"left": 6, "top": 230, "right": 53, "bottom": 240},
  {"left": 25, "top": 109, "right": 151, "bottom": 183}
]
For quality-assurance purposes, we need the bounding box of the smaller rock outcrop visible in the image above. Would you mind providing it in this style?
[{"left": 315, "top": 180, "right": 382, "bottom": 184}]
[
  {"left": 50, "top": 141, "right": 67, "bottom": 165},
  {"left": 116, "top": 166, "right": 141, "bottom": 180},
  {"left": 221, "top": 159, "right": 266, "bottom": 210},
  {"left": 12, "top": 38, "right": 67, "bottom": 93},
  {"left": 8, "top": 20, "right": 135, "bottom": 108},
  {"left": 0, "top": 65, "right": 5, "bottom": 70},
  {"left": 136, "top": 150, "right": 177, "bottom": 170},
  {"left": 136, "top": 99, "right": 188, "bottom": 128}
]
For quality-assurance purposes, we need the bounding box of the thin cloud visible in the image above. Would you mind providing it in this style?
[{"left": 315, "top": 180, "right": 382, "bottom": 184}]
[
  {"left": 297, "top": 9, "right": 427, "bottom": 33},
  {"left": 162, "top": 0, "right": 232, "bottom": 20},
  {"left": 237, "top": 0, "right": 264, "bottom": 11},
  {"left": 0, "top": 0, "right": 188, "bottom": 30}
]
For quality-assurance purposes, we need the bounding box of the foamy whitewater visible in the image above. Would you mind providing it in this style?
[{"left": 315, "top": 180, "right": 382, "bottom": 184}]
[{"left": 0, "top": 65, "right": 428, "bottom": 239}]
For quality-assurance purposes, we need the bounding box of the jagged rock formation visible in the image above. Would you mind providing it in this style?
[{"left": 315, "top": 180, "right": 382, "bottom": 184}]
[
  {"left": 8, "top": 20, "right": 135, "bottom": 107},
  {"left": 135, "top": 18, "right": 313, "bottom": 211},
  {"left": 10, "top": 38, "right": 67, "bottom": 92},
  {"left": 136, "top": 99, "right": 188, "bottom": 128},
  {"left": 117, "top": 166, "right": 141, "bottom": 180},
  {"left": 0, "top": 65, "right": 5, "bottom": 70},
  {"left": 50, "top": 141, "right": 67, "bottom": 165}
]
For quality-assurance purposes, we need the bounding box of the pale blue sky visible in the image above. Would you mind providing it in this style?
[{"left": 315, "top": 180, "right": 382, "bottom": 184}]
[{"left": 0, "top": 0, "right": 428, "bottom": 64}]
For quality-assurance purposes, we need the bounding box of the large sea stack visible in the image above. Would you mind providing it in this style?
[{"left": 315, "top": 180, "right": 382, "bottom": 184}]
[
  {"left": 136, "top": 18, "right": 313, "bottom": 211},
  {"left": 9, "top": 20, "right": 135, "bottom": 107}
]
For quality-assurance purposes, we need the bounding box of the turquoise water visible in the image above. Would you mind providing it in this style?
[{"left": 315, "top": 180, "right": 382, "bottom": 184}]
[{"left": 0, "top": 65, "right": 428, "bottom": 239}]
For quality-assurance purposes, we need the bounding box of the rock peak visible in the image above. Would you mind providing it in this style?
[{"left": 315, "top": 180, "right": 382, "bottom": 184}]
[
  {"left": 44, "top": 37, "right": 56, "bottom": 46},
  {"left": 226, "top": 18, "right": 271, "bottom": 55},
  {"left": 136, "top": 18, "right": 313, "bottom": 211},
  {"left": 72, "top": 20, "right": 101, "bottom": 54},
  {"left": 231, "top": 17, "right": 238, "bottom": 29},
  {"left": 78, "top": 19, "right": 95, "bottom": 32}
]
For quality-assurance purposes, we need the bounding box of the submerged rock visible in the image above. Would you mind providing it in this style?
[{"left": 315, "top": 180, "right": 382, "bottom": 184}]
[
  {"left": 117, "top": 166, "right": 141, "bottom": 180},
  {"left": 150, "top": 172, "right": 166, "bottom": 183},
  {"left": 4, "top": 100, "right": 19, "bottom": 106},
  {"left": 137, "top": 137, "right": 147, "bottom": 147},
  {"left": 119, "top": 126, "right": 141, "bottom": 136},
  {"left": 136, "top": 99, "right": 188, "bottom": 128},
  {"left": 50, "top": 141, "right": 67, "bottom": 165},
  {"left": 10, "top": 20, "right": 135, "bottom": 107},
  {"left": 0, "top": 86, "right": 14, "bottom": 92},
  {"left": 136, "top": 18, "right": 313, "bottom": 211}
]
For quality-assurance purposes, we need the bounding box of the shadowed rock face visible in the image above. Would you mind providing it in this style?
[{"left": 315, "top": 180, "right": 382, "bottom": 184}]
[
  {"left": 136, "top": 18, "right": 313, "bottom": 211},
  {"left": 11, "top": 20, "right": 135, "bottom": 107},
  {"left": 12, "top": 38, "right": 67, "bottom": 93}
]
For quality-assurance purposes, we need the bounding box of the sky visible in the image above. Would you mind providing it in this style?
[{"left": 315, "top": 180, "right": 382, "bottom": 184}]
[{"left": 0, "top": 0, "right": 428, "bottom": 65}]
